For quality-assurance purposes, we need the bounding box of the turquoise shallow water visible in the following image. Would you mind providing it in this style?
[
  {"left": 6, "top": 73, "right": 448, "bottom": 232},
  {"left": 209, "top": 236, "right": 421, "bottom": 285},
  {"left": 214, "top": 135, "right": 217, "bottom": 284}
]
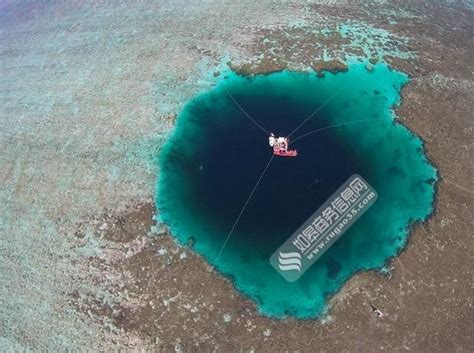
[{"left": 156, "top": 63, "right": 437, "bottom": 318}]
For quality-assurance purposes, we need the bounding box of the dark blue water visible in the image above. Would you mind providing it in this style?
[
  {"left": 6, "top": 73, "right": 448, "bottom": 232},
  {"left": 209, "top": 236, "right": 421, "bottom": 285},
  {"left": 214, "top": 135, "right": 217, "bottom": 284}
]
[{"left": 157, "top": 63, "right": 437, "bottom": 318}]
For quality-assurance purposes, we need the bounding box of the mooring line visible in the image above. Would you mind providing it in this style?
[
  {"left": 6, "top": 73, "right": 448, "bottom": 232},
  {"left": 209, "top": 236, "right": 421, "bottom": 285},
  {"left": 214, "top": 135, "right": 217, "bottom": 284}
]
[
  {"left": 290, "top": 117, "right": 393, "bottom": 145},
  {"left": 213, "top": 154, "right": 275, "bottom": 265},
  {"left": 227, "top": 91, "right": 270, "bottom": 135},
  {"left": 287, "top": 83, "right": 347, "bottom": 139}
]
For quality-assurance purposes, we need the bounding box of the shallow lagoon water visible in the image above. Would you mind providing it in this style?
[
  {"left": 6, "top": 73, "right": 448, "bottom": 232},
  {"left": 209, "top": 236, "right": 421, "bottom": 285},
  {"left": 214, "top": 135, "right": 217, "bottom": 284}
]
[{"left": 157, "top": 63, "right": 437, "bottom": 318}]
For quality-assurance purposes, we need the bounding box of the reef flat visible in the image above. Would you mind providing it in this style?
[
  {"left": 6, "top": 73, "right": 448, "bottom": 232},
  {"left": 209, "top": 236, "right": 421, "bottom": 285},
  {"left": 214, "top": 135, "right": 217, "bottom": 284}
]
[{"left": 0, "top": 1, "right": 472, "bottom": 351}]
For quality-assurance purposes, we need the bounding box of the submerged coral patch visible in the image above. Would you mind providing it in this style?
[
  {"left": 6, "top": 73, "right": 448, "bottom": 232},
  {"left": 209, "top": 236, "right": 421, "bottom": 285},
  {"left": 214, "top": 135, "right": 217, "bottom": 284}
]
[{"left": 157, "top": 63, "right": 436, "bottom": 318}]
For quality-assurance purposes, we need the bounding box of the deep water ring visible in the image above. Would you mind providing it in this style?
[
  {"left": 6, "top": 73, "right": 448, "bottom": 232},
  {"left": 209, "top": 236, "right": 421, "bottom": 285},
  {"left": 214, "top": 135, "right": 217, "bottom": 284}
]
[{"left": 157, "top": 63, "right": 437, "bottom": 318}]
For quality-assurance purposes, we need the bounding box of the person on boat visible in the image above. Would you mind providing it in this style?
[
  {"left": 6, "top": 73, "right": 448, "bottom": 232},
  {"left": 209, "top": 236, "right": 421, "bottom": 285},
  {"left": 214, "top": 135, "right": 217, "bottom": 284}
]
[
  {"left": 269, "top": 133, "right": 276, "bottom": 147},
  {"left": 276, "top": 137, "right": 288, "bottom": 151}
]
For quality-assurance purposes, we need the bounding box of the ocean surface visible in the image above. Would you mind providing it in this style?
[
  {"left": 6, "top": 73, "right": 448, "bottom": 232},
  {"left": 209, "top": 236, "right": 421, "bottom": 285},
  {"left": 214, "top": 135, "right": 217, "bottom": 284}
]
[{"left": 156, "top": 63, "right": 437, "bottom": 318}]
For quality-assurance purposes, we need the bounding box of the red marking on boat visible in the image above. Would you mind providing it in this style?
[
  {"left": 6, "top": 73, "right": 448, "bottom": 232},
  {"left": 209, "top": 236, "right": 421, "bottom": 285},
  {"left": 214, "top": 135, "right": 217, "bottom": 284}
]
[{"left": 273, "top": 149, "right": 298, "bottom": 157}]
